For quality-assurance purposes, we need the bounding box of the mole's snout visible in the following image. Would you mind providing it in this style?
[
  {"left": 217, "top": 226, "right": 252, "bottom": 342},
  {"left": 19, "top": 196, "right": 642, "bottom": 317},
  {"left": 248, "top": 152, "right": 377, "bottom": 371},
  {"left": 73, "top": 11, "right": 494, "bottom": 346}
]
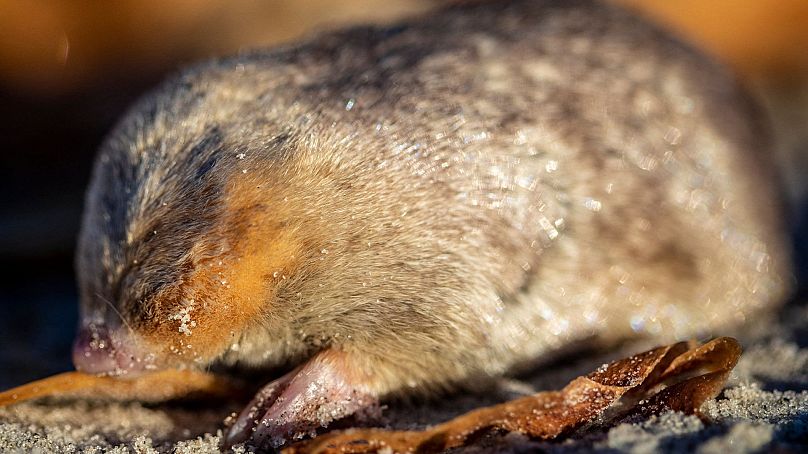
[{"left": 72, "top": 324, "right": 149, "bottom": 376}]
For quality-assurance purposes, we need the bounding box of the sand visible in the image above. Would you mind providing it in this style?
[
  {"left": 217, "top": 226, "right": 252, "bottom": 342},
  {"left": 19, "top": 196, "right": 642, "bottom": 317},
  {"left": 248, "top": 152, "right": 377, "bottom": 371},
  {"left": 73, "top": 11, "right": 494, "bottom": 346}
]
[{"left": 1, "top": 302, "right": 806, "bottom": 453}]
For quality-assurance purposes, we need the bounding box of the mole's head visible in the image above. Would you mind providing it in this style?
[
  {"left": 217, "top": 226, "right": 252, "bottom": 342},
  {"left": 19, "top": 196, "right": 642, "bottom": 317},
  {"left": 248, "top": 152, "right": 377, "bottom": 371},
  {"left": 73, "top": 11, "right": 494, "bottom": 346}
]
[{"left": 72, "top": 94, "right": 302, "bottom": 376}]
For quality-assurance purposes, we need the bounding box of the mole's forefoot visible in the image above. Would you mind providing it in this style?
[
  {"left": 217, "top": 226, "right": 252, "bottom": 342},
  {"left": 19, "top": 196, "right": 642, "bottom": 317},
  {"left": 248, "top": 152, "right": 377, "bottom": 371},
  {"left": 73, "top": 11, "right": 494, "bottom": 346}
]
[{"left": 225, "top": 349, "right": 381, "bottom": 450}]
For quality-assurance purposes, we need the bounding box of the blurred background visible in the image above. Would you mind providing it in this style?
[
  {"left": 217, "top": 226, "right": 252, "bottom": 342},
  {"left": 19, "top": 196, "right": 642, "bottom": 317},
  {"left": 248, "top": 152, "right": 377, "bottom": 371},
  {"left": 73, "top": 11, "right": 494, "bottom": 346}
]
[{"left": 1, "top": 0, "right": 807, "bottom": 388}]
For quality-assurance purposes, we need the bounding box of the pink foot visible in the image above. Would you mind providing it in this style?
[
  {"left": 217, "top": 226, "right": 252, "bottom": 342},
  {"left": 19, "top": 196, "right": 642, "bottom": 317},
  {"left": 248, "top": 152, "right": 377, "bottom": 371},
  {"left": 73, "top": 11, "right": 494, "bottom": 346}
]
[{"left": 225, "top": 350, "right": 381, "bottom": 450}]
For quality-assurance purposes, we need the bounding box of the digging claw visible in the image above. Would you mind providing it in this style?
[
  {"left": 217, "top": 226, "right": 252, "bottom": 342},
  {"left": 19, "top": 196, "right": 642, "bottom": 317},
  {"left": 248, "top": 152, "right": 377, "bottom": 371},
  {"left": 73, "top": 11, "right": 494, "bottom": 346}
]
[
  {"left": 225, "top": 367, "right": 298, "bottom": 447},
  {"left": 225, "top": 350, "right": 380, "bottom": 450}
]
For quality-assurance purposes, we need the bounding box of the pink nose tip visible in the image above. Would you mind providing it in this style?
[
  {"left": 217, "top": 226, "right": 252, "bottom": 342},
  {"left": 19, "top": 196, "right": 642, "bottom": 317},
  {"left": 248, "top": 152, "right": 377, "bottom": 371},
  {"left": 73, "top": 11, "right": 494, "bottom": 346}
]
[{"left": 72, "top": 324, "right": 145, "bottom": 375}]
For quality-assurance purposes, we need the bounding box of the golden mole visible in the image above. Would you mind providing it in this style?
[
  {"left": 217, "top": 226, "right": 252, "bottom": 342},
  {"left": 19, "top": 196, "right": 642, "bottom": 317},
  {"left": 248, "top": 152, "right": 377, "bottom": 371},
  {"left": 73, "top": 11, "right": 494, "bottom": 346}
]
[{"left": 72, "top": 0, "right": 791, "bottom": 449}]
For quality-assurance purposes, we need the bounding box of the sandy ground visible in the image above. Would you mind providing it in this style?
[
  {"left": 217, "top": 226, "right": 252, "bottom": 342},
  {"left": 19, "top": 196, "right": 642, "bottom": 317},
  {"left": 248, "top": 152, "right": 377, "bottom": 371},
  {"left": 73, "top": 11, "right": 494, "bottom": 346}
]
[{"left": 1, "top": 299, "right": 806, "bottom": 453}]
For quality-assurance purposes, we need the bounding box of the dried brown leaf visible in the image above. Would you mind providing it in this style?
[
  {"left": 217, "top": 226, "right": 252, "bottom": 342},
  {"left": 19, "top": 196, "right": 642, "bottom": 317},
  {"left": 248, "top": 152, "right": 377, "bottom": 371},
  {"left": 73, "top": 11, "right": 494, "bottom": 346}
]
[
  {"left": 0, "top": 369, "right": 242, "bottom": 406},
  {"left": 0, "top": 338, "right": 742, "bottom": 453},
  {"left": 285, "top": 337, "right": 742, "bottom": 454}
]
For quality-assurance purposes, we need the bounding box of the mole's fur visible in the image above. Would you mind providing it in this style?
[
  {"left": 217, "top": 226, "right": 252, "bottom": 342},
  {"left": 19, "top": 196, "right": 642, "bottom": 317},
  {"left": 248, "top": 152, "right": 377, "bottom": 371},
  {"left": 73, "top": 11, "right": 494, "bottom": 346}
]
[{"left": 73, "top": 0, "right": 790, "bottom": 447}]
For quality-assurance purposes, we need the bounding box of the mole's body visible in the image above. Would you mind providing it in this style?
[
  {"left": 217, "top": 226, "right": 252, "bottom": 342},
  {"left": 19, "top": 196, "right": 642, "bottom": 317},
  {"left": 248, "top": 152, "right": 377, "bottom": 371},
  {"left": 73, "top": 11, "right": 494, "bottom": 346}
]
[{"left": 73, "top": 0, "right": 790, "bottom": 448}]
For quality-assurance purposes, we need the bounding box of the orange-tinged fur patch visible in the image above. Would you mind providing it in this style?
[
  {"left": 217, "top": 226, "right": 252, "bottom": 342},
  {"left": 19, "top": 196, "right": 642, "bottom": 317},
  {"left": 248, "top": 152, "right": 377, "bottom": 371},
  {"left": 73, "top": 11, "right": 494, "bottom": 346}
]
[{"left": 144, "top": 173, "right": 301, "bottom": 365}]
